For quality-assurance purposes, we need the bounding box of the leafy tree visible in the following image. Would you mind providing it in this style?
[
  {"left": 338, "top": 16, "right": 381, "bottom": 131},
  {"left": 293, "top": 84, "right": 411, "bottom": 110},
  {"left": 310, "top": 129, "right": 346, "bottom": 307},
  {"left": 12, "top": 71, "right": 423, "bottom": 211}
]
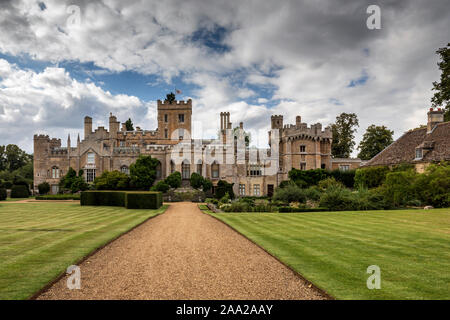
[
  {"left": 431, "top": 43, "right": 450, "bottom": 121},
  {"left": 93, "top": 170, "right": 130, "bottom": 190},
  {"left": 331, "top": 113, "right": 359, "bottom": 158},
  {"left": 165, "top": 171, "right": 181, "bottom": 188},
  {"left": 273, "top": 183, "right": 306, "bottom": 204},
  {"left": 357, "top": 125, "right": 394, "bottom": 160},
  {"left": 0, "top": 144, "right": 32, "bottom": 172},
  {"left": 125, "top": 118, "right": 134, "bottom": 131},
  {"left": 59, "top": 167, "right": 87, "bottom": 193},
  {"left": 129, "top": 155, "right": 159, "bottom": 190},
  {"left": 166, "top": 92, "right": 176, "bottom": 103}
]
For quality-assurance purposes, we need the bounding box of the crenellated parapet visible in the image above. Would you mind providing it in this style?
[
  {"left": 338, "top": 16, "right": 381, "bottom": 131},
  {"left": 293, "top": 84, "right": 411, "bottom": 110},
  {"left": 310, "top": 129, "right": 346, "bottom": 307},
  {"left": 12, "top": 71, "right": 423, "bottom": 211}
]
[
  {"left": 113, "top": 147, "right": 141, "bottom": 154},
  {"left": 157, "top": 99, "right": 192, "bottom": 107}
]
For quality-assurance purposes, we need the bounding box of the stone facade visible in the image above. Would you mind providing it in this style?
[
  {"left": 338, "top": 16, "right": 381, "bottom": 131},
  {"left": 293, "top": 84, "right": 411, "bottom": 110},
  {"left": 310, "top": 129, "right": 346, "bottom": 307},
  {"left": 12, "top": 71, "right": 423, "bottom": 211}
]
[{"left": 33, "top": 99, "right": 334, "bottom": 196}]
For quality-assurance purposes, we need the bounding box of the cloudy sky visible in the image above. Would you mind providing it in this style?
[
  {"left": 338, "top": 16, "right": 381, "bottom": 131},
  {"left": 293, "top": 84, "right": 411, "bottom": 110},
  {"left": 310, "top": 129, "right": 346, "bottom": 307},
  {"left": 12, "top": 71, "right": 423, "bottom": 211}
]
[{"left": 0, "top": 0, "right": 449, "bottom": 154}]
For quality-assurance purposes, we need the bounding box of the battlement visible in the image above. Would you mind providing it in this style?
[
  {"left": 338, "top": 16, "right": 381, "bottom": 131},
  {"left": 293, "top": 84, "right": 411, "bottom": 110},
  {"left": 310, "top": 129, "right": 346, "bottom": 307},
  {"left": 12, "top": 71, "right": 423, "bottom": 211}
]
[
  {"left": 157, "top": 99, "right": 192, "bottom": 108},
  {"left": 281, "top": 122, "right": 332, "bottom": 140},
  {"left": 34, "top": 134, "right": 50, "bottom": 140},
  {"left": 145, "top": 145, "right": 170, "bottom": 151}
]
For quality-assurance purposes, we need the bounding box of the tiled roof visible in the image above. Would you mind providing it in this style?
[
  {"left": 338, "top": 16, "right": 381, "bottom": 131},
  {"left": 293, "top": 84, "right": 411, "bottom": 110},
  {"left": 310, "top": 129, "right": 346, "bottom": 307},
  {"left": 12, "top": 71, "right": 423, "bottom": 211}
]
[{"left": 363, "top": 121, "right": 450, "bottom": 166}]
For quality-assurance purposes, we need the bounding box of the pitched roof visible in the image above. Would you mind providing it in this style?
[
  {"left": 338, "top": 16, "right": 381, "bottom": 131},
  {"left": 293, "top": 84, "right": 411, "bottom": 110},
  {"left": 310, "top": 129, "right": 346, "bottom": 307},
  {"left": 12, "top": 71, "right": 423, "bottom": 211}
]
[{"left": 363, "top": 121, "right": 450, "bottom": 167}]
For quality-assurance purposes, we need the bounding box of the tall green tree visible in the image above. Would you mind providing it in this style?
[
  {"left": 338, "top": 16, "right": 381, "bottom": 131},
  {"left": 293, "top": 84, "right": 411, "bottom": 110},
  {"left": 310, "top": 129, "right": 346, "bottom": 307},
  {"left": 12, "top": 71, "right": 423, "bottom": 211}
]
[
  {"left": 331, "top": 113, "right": 359, "bottom": 158},
  {"left": 0, "top": 144, "right": 32, "bottom": 171},
  {"left": 357, "top": 125, "right": 394, "bottom": 160},
  {"left": 129, "top": 155, "right": 159, "bottom": 189},
  {"left": 431, "top": 43, "right": 450, "bottom": 121},
  {"left": 125, "top": 118, "right": 134, "bottom": 131}
]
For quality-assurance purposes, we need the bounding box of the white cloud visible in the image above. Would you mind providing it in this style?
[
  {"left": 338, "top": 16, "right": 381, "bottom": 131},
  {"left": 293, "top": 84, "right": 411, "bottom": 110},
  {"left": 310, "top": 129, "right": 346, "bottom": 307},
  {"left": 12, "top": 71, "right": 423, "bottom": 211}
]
[{"left": 0, "top": 59, "right": 149, "bottom": 152}]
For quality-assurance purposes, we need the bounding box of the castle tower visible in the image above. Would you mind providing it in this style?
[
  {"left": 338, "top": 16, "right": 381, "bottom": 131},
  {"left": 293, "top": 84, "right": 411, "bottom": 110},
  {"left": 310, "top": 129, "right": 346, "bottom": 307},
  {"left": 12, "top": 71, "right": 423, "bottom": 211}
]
[
  {"left": 271, "top": 115, "right": 283, "bottom": 129},
  {"left": 33, "top": 134, "right": 50, "bottom": 190},
  {"left": 157, "top": 98, "right": 192, "bottom": 143}
]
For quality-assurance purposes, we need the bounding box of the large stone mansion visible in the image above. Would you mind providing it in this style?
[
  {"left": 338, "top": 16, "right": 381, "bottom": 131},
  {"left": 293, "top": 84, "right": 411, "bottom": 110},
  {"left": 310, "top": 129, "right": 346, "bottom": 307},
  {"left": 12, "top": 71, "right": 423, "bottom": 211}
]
[{"left": 34, "top": 98, "right": 354, "bottom": 196}]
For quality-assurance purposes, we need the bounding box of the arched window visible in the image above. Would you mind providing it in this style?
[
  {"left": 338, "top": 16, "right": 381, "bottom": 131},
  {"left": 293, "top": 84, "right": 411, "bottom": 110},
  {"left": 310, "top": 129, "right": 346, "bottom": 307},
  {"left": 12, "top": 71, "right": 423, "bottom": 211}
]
[
  {"left": 170, "top": 160, "right": 175, "bottom": 174},
  {"left": 155, "top": 161, "right": 162, "bottom": 179},
  {"left": 87, "top": 152, "right": 95, "bottom": 164},
  {"left": 196, "top": 160, "right": 203, "bottom": 175},
  {"left": 120, "top": 165, "right": 129, "bottom": 175},
  {"left": 211, "top": 162, "right": 219, "bottom": 178},
  {"left": 182, "top": 160, "right": 190, "bottom": 179},
  {"left": 51, "top": 166, "right": 60, "bottom": 179}
]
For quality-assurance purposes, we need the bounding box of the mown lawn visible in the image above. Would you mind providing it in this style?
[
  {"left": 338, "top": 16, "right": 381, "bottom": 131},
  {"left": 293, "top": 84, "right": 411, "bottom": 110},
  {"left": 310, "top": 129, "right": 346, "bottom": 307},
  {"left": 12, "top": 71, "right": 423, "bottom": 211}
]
[
  {"left": 206, "top": 208, "right": 450, "bottom": 300},
  {"left": 0, "top": 202, "right": 168, "bottom": 299}
]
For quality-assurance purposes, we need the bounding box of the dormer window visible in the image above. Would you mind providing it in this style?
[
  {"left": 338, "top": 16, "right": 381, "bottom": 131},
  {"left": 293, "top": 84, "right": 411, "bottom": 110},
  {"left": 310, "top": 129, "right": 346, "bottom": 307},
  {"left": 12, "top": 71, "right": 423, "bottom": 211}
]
[{"left": 415, "top": 148, "right": 423, "bottom": 160}]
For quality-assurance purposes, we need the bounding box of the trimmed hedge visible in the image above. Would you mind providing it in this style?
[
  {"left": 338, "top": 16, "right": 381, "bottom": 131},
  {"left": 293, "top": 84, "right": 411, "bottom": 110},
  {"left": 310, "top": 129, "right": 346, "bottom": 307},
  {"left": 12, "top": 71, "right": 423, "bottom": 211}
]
[
  {"left": 279, "top": 207, "right": 328, "bottom": 212},
  {"left": 11, "top": 185, "right": 29, "bottom": 198},
  {"left": 0, "top": 188, "right": 6, "bottom": 201},
  {"left": 81, "top": 190, "right": 162, "bottom": 209},
  {"left": 36, "top": 194, "right": 81, "bottom": 200},
  {"left": 81, "top": 191, "right": 126, "bottom": 207},
  {"left": 125, "top": 192, "right": 162, "bottom": 209}
]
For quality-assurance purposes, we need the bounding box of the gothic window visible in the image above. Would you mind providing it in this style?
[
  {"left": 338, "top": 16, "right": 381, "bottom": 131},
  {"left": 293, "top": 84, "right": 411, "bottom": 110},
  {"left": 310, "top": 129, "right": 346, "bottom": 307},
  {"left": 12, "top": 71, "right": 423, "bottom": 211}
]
[
  {"left": 196, "top": 161, "right": 202, "bottom": 175},
  {"left": 178, "top": 114, "right": 184, "bottom": 123},
  {"left": 51, "top": 166, "right": 60, "bottom": 179},
  {"left": 300, "top": 145, "right": 306, "bottom": 153},
  {"left": 211, "top": 162, "right": 219, "bottom": 178},
  {"left": 156, "top": 161, "right": 162, "bottom": 179},
  {"left": 86, "top": 169, "right": 96, "bottom": 183},
  {"left": 86, "top": 169, "right": 94, "bottom": 182},
  {"left": 300, "top": 162, "right": 306, "bottom": 170},
  {"left": 121, "top": 166, "right": 129, "bottom": 175},
  {"left": 87, "top": 152, "right": 95, "bottom": 164},
  {"left": 164, "top": 114, "right": 168, "bottom": 122},
  {"left": 170, "top": 160, "right": 175, "bottom": 174},
  {"left": 164, "top": 129, "right": 168, "bottom": 139},
  {"left": 182, "top": 160, "right": 190, "bottom": 179},
  {"left": 339, "top": 165, "right": 349, "bottom": 171}
]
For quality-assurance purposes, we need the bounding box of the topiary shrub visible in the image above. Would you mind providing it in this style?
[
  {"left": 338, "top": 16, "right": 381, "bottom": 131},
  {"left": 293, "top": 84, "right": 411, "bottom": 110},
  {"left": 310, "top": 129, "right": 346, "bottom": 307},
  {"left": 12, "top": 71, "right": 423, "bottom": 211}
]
[
  {"left": 80, "top": 191, "right": 126, "bottom": 206},
  {"left": 11, "top": 184, "right": 29, "bottom": 198},
  {"left": 190, "top": 172, "right": 204, "bottom": 189},
  {"left": 215, "top": 180, "right": 235, "bottom": 199},
  {"left": 151, "top": 180, "right": 170, "bottom": 193},
  {"left": 125, "top": 192, "right": 162, "bottom": 209},
  {"left": 38, "top": 182, "right": 50, "bottom": 195},
  {"left": 0, "top": 188, "right": 6, "bottom": 201},
  {"left": 165, "top": 171, "right": 181, "bottom": 188}
]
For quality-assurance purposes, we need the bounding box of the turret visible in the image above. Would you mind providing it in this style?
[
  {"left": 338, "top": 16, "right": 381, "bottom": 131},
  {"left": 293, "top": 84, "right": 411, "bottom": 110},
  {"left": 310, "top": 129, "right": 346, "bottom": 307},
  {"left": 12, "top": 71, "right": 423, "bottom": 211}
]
[{"left": 271, "top": 115, "right": 283, "bottom": 129}]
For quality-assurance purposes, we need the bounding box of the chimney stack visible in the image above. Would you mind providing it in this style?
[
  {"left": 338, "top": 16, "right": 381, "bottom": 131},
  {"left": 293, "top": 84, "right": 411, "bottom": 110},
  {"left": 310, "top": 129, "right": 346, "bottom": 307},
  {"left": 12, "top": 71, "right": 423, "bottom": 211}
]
[
  {"left": 427, "top": 108, "right": 444, "bottom": 133},
  {"left": 84, "top": 116, "right": 92, "bottom": 139}
]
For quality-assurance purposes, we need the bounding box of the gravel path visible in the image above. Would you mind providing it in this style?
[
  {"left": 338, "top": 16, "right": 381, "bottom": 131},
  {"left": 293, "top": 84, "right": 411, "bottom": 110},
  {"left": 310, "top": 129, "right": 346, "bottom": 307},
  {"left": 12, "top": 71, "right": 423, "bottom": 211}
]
[{"left": 37, "top": 202, "right": 327, "bottom": 300}]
